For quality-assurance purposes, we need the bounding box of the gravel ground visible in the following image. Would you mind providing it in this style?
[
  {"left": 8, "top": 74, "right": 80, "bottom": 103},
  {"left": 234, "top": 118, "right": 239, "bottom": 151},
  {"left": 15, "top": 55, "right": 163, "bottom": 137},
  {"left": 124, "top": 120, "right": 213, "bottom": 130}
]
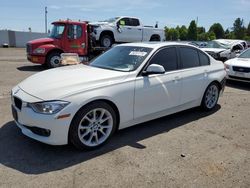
[{"left": 0, "top": 48, "right": 249, "bottom": 188}]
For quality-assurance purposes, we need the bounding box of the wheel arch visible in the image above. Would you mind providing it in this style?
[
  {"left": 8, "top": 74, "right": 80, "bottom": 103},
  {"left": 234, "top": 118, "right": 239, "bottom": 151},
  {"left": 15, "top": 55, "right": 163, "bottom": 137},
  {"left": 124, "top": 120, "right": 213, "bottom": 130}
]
[
  {"left": 150, "top": 34, "right": 161, "bottom": 41},
  {"left": 99, "top": 30, "right": 115, "bottom": 41},
  {"left": 70, "top": 98, "right": 121, "bottom": 134},
  {"left": 46, "top": 48, "right": 64, "bottom": 62}
]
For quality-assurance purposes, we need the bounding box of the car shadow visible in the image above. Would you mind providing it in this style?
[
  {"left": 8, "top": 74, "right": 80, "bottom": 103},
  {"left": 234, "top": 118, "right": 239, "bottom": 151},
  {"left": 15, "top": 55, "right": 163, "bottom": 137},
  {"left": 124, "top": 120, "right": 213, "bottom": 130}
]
[
  {"left": 0, "top": 105, "right": 220, "bottom": 174},
  {"left": 226, "top": 80, "right": 250, "bottom": 91},
  {"left": 17, "top": 65, "right": 46, "bottom": 72}
]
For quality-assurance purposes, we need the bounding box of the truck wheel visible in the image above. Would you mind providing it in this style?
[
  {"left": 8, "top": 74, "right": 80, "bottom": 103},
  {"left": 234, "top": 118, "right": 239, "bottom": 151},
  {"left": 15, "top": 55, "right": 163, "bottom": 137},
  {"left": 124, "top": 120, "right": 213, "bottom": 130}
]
[
  {"left": 69, "top": 101, "right": 117, "bottom": 150},
  {"left": 47, "top": 52, "right": 61, "bottom": 68},
  {"left": 100, "top": 35, "right": 113, "bottom": 47}
]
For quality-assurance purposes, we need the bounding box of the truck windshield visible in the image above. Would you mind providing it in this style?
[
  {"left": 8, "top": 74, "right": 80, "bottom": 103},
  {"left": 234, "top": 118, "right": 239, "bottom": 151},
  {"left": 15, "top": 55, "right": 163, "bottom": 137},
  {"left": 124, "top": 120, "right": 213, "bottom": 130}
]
[
  {"left": 206, "top": 41, "right": 230, "bottom": 49},
  {"left": 90, "top": 46, "right": 153, "bottom": 72},
  {"left": 49, "top": 24, "right": 65, "bottom": 39},
  {"left": 238, "top": 49, "right": 250, "bottom": 59}
]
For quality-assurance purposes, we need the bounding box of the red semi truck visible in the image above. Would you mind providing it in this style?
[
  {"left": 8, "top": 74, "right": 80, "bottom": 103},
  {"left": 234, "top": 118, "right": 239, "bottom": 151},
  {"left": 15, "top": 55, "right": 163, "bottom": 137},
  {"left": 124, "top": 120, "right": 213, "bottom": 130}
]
[
  {"left": 27, "top": 18, "right": 165, "bottom": 68},
  {"left": 26, "top": 20, "right": 104, "bottom": 68}
]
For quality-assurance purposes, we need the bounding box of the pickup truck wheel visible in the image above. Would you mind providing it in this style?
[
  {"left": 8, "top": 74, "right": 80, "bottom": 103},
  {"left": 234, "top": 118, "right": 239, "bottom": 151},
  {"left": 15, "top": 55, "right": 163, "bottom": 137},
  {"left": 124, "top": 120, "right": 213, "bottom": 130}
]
[
  {"left": 100, "top": 35, "right": 113, "bottom": 47},
  {"left": 47, "top": 52, "right": 61, "bottom": 68},
  {"left": 69, "top": 101, "right": 117, "bottom": 150}
]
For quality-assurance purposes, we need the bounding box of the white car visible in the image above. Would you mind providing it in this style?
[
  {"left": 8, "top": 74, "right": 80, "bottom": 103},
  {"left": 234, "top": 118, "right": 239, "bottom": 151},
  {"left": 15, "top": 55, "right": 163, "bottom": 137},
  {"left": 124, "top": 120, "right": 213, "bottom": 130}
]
[
  {"left": 225, "top": 48, "right": 250, "bottom": 82},
  {"left": 11, "top": 42, "right": 226, "bottom": 150},
  {"left": 202, "top": 39, "right": 247, "bottom": 61},
  {"left": 90, "top": 17, "right": 165, "bottom": 47}
]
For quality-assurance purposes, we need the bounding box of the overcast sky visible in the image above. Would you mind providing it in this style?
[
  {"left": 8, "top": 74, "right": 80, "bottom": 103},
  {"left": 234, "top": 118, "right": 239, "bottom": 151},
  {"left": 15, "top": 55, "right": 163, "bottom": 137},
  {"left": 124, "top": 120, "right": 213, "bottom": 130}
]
[{"left": 0, "top": 0, "right": 250, "bottom": 32}]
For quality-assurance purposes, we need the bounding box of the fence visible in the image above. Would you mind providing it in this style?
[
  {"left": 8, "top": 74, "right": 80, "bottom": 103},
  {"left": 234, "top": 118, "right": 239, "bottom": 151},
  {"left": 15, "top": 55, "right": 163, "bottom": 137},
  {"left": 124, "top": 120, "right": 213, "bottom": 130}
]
[{"left": 0, "top": 30, "right": 47, "bottom": 47}]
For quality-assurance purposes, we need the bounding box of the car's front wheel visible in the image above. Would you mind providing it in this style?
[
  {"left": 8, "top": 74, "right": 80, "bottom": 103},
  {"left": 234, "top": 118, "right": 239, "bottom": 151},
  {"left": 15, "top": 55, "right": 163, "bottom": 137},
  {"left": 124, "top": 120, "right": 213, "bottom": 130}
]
[
  {"left": 201, "top": 82, "right": 220, "bottom": 111},
  {"left": 69, "top": 101, "right": 117, "bottom": 150}
]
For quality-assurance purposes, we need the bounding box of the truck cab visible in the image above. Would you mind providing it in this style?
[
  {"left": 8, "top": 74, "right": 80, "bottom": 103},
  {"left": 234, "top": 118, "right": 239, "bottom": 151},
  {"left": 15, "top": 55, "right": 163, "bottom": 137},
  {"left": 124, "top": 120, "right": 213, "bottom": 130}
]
[{"left": 26, "top": 20, "right": 89, "bottom": 68}]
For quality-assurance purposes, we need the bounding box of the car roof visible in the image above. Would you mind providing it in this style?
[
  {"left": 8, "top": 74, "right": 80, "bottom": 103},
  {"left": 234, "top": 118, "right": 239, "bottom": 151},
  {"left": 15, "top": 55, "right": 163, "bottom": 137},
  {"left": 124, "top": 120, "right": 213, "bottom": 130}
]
[{"left": 118, "top": 42, "right": 197, "bottom": 49}]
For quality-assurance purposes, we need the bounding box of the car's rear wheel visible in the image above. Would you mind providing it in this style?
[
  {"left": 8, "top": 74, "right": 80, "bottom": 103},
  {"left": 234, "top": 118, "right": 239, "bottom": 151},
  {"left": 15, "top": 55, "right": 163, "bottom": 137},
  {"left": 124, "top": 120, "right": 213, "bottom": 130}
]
[
  {"left": 69, "top": 101, "right": 117, "bottom": 150},
  {"left": 201, "top": 82, "right": 220, "bottom": 111}
]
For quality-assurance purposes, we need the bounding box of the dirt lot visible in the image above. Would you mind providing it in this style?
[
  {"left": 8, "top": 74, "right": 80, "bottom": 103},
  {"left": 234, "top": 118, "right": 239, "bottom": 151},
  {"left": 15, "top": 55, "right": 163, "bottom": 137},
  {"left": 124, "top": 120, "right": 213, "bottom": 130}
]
[{"left": 0, "top": 48, "right": 249, "bottom": 188}]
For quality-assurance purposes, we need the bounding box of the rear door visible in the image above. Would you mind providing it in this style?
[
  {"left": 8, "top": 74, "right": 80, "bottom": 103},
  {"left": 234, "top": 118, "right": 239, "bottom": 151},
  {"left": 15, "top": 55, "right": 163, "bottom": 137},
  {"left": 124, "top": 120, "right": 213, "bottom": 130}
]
[
  {"left": 134, "top": 47, "right": 182, "bottom": 118},
  {"left": 178, "top": 47, "right": 210, "bottom": 104}
]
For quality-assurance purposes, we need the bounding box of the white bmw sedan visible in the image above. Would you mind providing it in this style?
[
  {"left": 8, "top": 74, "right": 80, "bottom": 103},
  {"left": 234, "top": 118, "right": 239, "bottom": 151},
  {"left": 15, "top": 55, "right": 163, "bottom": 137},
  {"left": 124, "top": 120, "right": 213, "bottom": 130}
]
[
  {"left": 224, "top": 48, "right": 250, "bottom": 82},
  {"left": 11, "top": 42, "right": 226, "bottom": 150}
]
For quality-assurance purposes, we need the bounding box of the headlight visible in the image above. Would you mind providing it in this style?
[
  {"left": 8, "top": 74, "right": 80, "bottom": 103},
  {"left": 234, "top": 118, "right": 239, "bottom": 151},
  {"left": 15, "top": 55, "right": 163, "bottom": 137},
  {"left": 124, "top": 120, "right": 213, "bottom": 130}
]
[
  {"left": 33, "top": 48, "right": 45, "bottom": 54},
  {"left": 224, "top": 64, "right": 230, "bottom": 70},
  {"left": 28, "top": 101, "right": 70, "bottom": 114}
]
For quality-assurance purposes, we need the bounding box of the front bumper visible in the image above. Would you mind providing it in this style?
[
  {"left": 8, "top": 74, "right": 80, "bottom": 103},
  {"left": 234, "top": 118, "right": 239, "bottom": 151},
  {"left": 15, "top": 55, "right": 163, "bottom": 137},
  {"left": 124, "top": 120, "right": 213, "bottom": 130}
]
[
  {"left": 11, "top": 87, "right": 72, "bottom": 145},
  {"left": 27, "top": 54, "right": 46, "bottom": 65},
  {"left": 226, "top": 69, "right": 250, "bottom": 82}
]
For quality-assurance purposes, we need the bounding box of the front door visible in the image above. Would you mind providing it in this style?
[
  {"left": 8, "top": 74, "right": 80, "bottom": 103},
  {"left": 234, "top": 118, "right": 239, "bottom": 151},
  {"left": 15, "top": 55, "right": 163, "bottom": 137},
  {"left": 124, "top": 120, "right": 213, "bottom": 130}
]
[
  {"left": 64, "top": 24, "right": 87, "bottom": 55},
  {"left": 134, "top": 47, "right": 182, "bottom": 119}
]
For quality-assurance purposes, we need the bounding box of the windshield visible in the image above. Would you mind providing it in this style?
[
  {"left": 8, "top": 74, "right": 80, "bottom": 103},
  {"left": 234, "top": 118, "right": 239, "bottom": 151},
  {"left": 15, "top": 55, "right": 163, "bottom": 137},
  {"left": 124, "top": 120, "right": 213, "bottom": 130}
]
[
  {"left": 239, "top": 49, "right": 250, "bottom": 59},
  {"left": 49, "top": 24, "right": 65, "bottom": 39},
  {"left": 90, "top": 46, "right": 153, "bottom": 72},
  {"left": 206, "top": 41, "right": 230, "bottom": 49},
  {"left": 101, "top": 17, "right": 120, "bottom": 23}
]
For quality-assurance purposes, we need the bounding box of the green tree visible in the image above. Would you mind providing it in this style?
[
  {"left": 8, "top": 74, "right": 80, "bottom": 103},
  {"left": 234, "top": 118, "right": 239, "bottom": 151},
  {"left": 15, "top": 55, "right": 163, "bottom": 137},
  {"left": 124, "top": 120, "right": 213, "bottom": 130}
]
[
  {"left": 187, "top": 20, "right": 197, "bottom": 41},
  {"left": 165, "top": 27, "right": 179, "bottom": 41},
  {"left": 208, "top": 32, "right": 216, "bottom": 40},
  {"left": 233, "top": 18, "right": 246, "bottom": 39},
  {"left": 179, "top": 25, "right": 188, "bottom": 40},
  {"left": 209, "top": 23, "right": 224, "bottom": 39},
  {"left": 246, "top": 22, "right": 250, "bottom": 36},
  {"left": 197, "top": 27, "right": 206, "bottom": 34},
  {"left": 168, "top": 28, "right": 179, "bottom": 40}
]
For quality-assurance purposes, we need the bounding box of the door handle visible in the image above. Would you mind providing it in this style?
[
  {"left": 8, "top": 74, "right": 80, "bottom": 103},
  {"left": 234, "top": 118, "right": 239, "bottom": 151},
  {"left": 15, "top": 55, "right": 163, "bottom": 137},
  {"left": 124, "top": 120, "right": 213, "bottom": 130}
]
[
  {"left": 127, "top": 27, "right": 132, "bottom": 30},
  {"left": 138, "top": 29, "right": 142, "bottom": 31},
  {"left": 204, "top": 70, "right": 208, "bottom": 77},
  {"left": 173, "top": 76, "right": 181, "bottom": 82}
]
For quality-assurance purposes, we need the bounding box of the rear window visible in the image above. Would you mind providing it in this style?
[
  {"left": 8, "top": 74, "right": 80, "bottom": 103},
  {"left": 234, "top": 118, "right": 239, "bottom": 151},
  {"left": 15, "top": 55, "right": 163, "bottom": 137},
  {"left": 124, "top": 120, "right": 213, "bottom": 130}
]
[
  {"left": 199, "top": 51, "right": 210, "bottom": 66},
  {"left": 180, "top": 47, "right": 200, "bottom": 69}
]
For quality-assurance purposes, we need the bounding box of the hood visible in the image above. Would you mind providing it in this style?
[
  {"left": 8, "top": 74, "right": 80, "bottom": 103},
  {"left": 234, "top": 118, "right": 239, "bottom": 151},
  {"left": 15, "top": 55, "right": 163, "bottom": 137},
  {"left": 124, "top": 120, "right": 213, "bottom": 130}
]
[
  {"left": 225, "top": 58, "right": 250, "bottom": 67},
  {"left": 202, "top": 48, "right": 226, "bottom": 53},
  {"left": 18, "top": 65, "right": 129, "bottom": 101},
  {"left": 28, "top": 38, "right": 54, "bottom": 45}
]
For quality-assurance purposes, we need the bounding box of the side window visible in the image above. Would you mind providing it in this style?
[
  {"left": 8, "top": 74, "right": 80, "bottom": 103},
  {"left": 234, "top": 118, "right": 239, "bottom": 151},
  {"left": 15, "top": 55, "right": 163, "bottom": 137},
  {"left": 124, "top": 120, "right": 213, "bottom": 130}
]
[
  {"left": 149, "top": 47, "right": 178, "bottom": 72},
  {"left": 180, "top": 47, "right": 200, "bottom": 69},
  {"left": 130, "top": 19, "right": 140, "bottom": 26},
  {"left": 199, "top": 51, "right": 210, "bottom": 66},
  {"left": 68, "top": 25, "right": 82, "bottom": 39},
  {"left": 119, "top": 18, "right": 131, "bottom": 26}
]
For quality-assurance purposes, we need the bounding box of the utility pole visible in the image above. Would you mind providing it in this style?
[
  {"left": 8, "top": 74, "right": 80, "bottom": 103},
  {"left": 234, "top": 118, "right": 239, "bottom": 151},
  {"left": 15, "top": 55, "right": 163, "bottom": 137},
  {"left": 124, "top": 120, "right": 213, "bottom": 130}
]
[{"left": 45, "top": 6, "right": 48, "bottom": 33}]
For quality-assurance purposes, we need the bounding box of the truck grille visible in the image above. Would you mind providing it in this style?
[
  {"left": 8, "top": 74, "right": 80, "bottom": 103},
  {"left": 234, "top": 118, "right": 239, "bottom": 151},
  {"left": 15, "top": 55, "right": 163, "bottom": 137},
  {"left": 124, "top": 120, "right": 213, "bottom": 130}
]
[
  {"left": 14, "top": 97, "right": 22, "bottom": 110},
  {"left": 26, "top": 43, "right": 32, "bottom": 54},
  {"left": 233, "top": 66, "right": 250, "bottom": 73}
]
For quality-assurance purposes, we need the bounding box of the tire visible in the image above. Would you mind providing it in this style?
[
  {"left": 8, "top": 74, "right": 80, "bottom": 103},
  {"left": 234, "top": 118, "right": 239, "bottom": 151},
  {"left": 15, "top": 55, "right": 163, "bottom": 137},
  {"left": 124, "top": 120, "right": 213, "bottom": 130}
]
[
  {"left": 100, "top": 35, "right": 113, "bottom": 47},
  {"left": 69, "top": 101, "right": 117, "bottom": 150},
  {"left": 150, "top": 36, "right": 160, "bottom": 41},
  {"left": 47, "top": 52, "right": 61, "bottom": 68},
  {"left": 201, "top": 82, "right": 220, "bottom": 111}
]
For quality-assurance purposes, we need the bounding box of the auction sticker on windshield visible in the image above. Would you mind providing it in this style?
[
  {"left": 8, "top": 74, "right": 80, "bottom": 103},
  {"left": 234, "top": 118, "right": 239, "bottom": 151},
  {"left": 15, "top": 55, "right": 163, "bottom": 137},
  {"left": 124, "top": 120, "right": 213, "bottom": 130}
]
[{"left": 129, "top": 51, "right": 148, "bottom": 56}]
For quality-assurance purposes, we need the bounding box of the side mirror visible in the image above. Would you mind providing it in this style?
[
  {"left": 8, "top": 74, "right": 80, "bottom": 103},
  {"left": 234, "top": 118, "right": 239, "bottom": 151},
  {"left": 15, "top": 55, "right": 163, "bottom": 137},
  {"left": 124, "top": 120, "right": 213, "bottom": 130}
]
[{"left": 142, "top": 64, "right": 165, "bottom": 76}]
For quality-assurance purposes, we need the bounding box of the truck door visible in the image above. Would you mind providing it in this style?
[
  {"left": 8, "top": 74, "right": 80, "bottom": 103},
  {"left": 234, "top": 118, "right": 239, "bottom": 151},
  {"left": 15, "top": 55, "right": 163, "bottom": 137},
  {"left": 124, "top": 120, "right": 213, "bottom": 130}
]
[
  {"left": 64, "top": 24, "right": 87, "bottom": 55},
  {"left": 116, "top": 18, "right": 142, "bottom": 42}
]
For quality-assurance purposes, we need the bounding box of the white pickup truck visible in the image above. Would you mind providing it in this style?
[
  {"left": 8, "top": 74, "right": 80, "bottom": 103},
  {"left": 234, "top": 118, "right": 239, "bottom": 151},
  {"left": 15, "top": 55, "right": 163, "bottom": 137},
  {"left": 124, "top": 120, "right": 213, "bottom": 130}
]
[{"left": 90, "top": 16, "right": 165, "bottom": 47}]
